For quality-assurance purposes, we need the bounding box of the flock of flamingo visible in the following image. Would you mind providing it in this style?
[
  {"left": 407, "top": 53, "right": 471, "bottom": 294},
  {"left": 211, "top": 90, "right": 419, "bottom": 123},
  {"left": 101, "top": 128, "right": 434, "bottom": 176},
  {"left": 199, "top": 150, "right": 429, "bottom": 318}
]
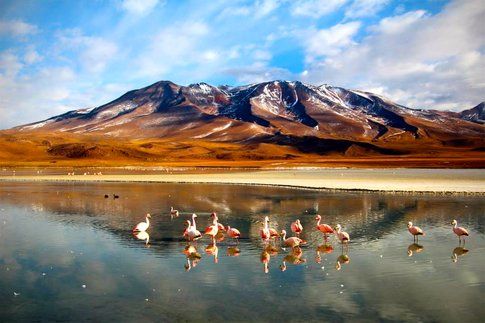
[{"left": 132, "top": 207, "right": 470, "bottom": 272}]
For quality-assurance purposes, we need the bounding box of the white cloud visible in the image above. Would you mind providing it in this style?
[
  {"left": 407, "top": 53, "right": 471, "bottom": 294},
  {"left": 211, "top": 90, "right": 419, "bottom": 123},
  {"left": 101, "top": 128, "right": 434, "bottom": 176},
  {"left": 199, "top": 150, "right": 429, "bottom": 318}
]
[
  {"left": 219, "top": 0, "right": 281, "bottom": 20},
  {"left": 23, "top": 47, "right": 43, "bottom": 64},
  {"left": 223, "top": 64, "right": 291, "bottom": 84},
  {"left": 121, "top": 0, "right": 160, "bottom": 16},
  {"left": 57, "top": 30, "right": 118, "bottom": 73},
  {"left": 255, "top": 0, "right": 281, "bottom": 18},
  {"left": 371, "top": 10, "right": 426, "bottom": 34},
  {"left": 301, "top": 0, "right": 485, "bottom": 110},
  {"left": 292, "top": 0, "right": 347, "bottom": 18},
  {"left": 0, "top": 19, "right": 38, "bottom": 37},
  {"left": 345, "top": 0, "right": 389, "bottom": 19},
  {"left": 0, "top": 51, "right": 23, "bottom": 76},
  {"left": 136, "top": 22, "right": 210, "bottom": 77},
  {"left": 305, "top": 21, "right": 361, "bottom": 58}
]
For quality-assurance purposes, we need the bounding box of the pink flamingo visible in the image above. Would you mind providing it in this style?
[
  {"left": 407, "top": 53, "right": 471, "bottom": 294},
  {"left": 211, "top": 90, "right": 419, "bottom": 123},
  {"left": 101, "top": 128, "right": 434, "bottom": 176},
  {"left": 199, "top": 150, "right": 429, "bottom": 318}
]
[
  {"left": 291, "top": 219, "right": 303, "bottom": 236},
  {"left": 407, "top": 222, "right": 424, "bottom": 242},
  {"left": 226, "top": 225, "right": 241, "bottom": 243},
  {"left": 261, "top": 216, "right": 271, "bottom": 241},
  {"left": 281, "top": 229, "right": 305, "bottom": 248},
  {"left": 205, "top": 215, "right": 219, "bottom": 241},
  {"left": 315, "top": 215, "right": 334, "bottom": 239},
  {"left": 133, "top": 214, "right": 151, "bottom": 232},
  {"left": 211, "top": 212, "right": 226, "bottom": 232},
  {"left": 334, "top": 224, "right": 350, "bottom": 245},
  {"left": 451, "top": 219, "right": 469, "bottom": 244}
]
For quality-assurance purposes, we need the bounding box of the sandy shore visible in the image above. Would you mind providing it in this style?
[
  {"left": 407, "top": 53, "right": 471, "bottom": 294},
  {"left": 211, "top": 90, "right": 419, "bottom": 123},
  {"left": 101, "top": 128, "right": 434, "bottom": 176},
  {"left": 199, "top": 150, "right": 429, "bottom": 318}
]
[{"left": 0, "top": 169, "right": 484, "bottom": 193}]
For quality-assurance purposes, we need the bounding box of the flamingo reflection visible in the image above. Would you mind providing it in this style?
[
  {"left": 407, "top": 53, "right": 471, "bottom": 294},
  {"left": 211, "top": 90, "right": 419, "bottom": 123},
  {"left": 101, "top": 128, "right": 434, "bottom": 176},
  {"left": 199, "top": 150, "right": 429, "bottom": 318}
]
[
  {"left": 452, "top": 246, "right": 469, "bottom": 263},
  {"left": 335, "top": 252, "right": 350, "bottom": 271},
  {"left": 407, "top": 243, "right": 424, "bottom": 257},
  {"left": 205, "top": 243, "right": 219, "bottom": 263},
  {"left": 183, "top": 244, "right": 201, "bottom": 271},
  {"left": 133, "top": 231, "right": 150, "bottom": 246},
  {"left": 315, "top": 243, "right": 334, "bottom": 264},
  {"left": 281, "top": 246, "right": 306, "bottom": 271},
  {"left": 261, "top": 250, "right": 270, "bottom": 273},
  {"left": 227, "top": 246, "right": 240, "bottom": 257}
]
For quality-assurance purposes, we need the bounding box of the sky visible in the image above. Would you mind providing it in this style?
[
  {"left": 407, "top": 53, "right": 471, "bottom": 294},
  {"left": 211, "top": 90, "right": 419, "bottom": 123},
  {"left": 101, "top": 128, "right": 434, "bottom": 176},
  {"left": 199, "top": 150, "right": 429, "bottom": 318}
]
[{"left": 0, "top": 0, "right": 484, "bottom": 129}]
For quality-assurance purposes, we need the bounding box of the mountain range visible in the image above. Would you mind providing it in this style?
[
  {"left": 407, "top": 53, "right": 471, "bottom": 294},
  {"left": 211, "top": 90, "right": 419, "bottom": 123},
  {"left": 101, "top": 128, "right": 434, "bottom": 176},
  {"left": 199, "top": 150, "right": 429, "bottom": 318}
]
[{"left": 2, "top": 80, "right": 484, "bottom": 167}]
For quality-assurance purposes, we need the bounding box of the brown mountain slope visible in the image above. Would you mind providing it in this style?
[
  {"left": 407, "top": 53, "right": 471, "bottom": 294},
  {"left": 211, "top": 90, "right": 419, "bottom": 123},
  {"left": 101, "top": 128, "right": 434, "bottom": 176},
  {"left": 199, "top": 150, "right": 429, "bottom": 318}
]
[{"left": 1, "top": 80, "right": 484, "bottom": 167}]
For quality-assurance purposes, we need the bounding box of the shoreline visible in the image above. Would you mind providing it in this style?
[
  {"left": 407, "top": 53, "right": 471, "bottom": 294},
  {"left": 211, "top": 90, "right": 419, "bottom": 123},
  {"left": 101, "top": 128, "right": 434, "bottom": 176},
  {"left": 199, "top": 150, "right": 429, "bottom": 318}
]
[{"left": 0, "top": 169, "right": 484, "bottom": 194}]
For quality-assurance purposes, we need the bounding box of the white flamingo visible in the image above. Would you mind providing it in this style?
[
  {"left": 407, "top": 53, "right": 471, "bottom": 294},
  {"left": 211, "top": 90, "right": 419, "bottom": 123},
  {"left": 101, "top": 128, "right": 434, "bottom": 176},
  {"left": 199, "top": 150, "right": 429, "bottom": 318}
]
[{"left": 133, "top": 213, "right": 151, "bottom": 232}]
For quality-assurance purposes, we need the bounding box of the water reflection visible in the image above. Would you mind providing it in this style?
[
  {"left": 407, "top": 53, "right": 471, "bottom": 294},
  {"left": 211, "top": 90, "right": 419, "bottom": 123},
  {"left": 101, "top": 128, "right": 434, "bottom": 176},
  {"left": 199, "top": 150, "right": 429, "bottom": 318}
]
[
  {"left": 451, "top": 246, "right": 469, "bottom": 263},
  {"left": 336, "top": 252, "right": 351, "bottom": 271},
  {"left": 407, "top": 243, "right": 424, "bottom": 257},
  {"left": 0, "top": 182, "right": 484, "bottom": 321},
  {"left": 315, "top": 243, "right": 334, "bottom": 264},
  {"left": 133, "top": 231, "right": 150, "bottom": 246}
]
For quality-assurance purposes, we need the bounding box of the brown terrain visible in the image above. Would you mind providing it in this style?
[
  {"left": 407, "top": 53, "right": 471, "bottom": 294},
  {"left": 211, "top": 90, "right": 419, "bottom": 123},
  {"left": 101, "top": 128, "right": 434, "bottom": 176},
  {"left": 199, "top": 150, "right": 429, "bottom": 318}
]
[{"left": 1, "top": 80, "right": 483, "bottom": 168}]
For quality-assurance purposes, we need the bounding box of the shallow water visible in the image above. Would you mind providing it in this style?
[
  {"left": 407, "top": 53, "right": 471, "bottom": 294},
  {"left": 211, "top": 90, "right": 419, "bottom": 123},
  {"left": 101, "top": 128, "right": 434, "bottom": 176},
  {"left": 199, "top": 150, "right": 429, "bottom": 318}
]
[{"left": 0, "top": 182, "right": 484, "bottom": 322}]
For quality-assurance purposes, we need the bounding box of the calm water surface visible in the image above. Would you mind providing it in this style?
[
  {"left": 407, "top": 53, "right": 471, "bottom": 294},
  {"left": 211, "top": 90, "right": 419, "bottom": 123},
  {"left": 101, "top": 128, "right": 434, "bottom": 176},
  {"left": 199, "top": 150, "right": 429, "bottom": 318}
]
[{"left": 0, "top": 182, "right": 484, "bottom": 322}]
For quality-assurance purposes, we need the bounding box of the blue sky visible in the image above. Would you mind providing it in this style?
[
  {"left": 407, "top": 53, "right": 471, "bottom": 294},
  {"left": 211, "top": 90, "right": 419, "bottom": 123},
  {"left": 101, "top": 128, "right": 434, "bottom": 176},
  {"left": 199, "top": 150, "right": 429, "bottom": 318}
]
[{"left": 0, "top": 0, "right": 484, "bottom": 128}]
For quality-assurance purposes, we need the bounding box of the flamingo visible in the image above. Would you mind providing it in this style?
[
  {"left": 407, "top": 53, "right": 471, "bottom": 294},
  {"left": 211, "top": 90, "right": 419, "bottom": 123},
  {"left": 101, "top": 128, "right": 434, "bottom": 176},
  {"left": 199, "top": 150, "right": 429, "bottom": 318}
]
[
  {"left": 184, "top": 217, "right": 202, "bottom": 241},
  {"left": 211, "top": 212, "right": 226, "bottom": 232},
  {"left": 133, "top": 213, "right": 151, "bottom": 232},
  {"left": 186, "top": 214, "right": 202, "bottom": 241},
  {"left": 291, "top": 219, "right": 303, "bottom": 236},
  {"left": 260, "top": 216, "right": 271, "bottom": 241},
  {"left": 334, "top": 224, "right": 350, "bottom": 246},
  {"left": 205, "top": 216, "right": 219, "bottom": 241},
  {"left": 170, "top": 206, "right": 179, "bottom": 217},
  {"left": 226, "top": 226, "right": 241, "bottom": 243},
  {"left": 315, "top": 215, "right": 334, "bottom": 239},
  {"left": 407, "top": 222, "right": 424, "bottom": 242},
  {"left": 451, "top": 219, "right": 469, "bottom": 244},
  {"left": 281, "top": 229, "right": 305, "bottom": 248}
]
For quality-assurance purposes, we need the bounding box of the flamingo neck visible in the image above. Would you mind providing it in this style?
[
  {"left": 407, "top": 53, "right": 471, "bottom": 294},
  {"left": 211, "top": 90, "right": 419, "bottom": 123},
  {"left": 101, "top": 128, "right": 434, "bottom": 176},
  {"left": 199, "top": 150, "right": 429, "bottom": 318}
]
[
  {"left": 316, "top": 217, "right": 321, "bottom": 226},
  {"left": 282, "top": 231, "right": 286, "bottom": 240},
  {"left": 453, "top": 223, "right": 457, "bottom": 229},
  {"left": 192, "top": 215, "right": 197, "bottom": 229},
  {"left": 146, "top": 217, "right": 150, "bottom": 226}
]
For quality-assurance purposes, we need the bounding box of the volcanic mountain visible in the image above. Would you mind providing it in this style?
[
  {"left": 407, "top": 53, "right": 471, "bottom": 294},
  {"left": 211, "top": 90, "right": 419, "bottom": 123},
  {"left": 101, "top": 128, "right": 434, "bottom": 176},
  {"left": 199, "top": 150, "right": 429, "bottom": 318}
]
[{"left": 2, "top": 80, "right": 484, "bottom": 167}]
